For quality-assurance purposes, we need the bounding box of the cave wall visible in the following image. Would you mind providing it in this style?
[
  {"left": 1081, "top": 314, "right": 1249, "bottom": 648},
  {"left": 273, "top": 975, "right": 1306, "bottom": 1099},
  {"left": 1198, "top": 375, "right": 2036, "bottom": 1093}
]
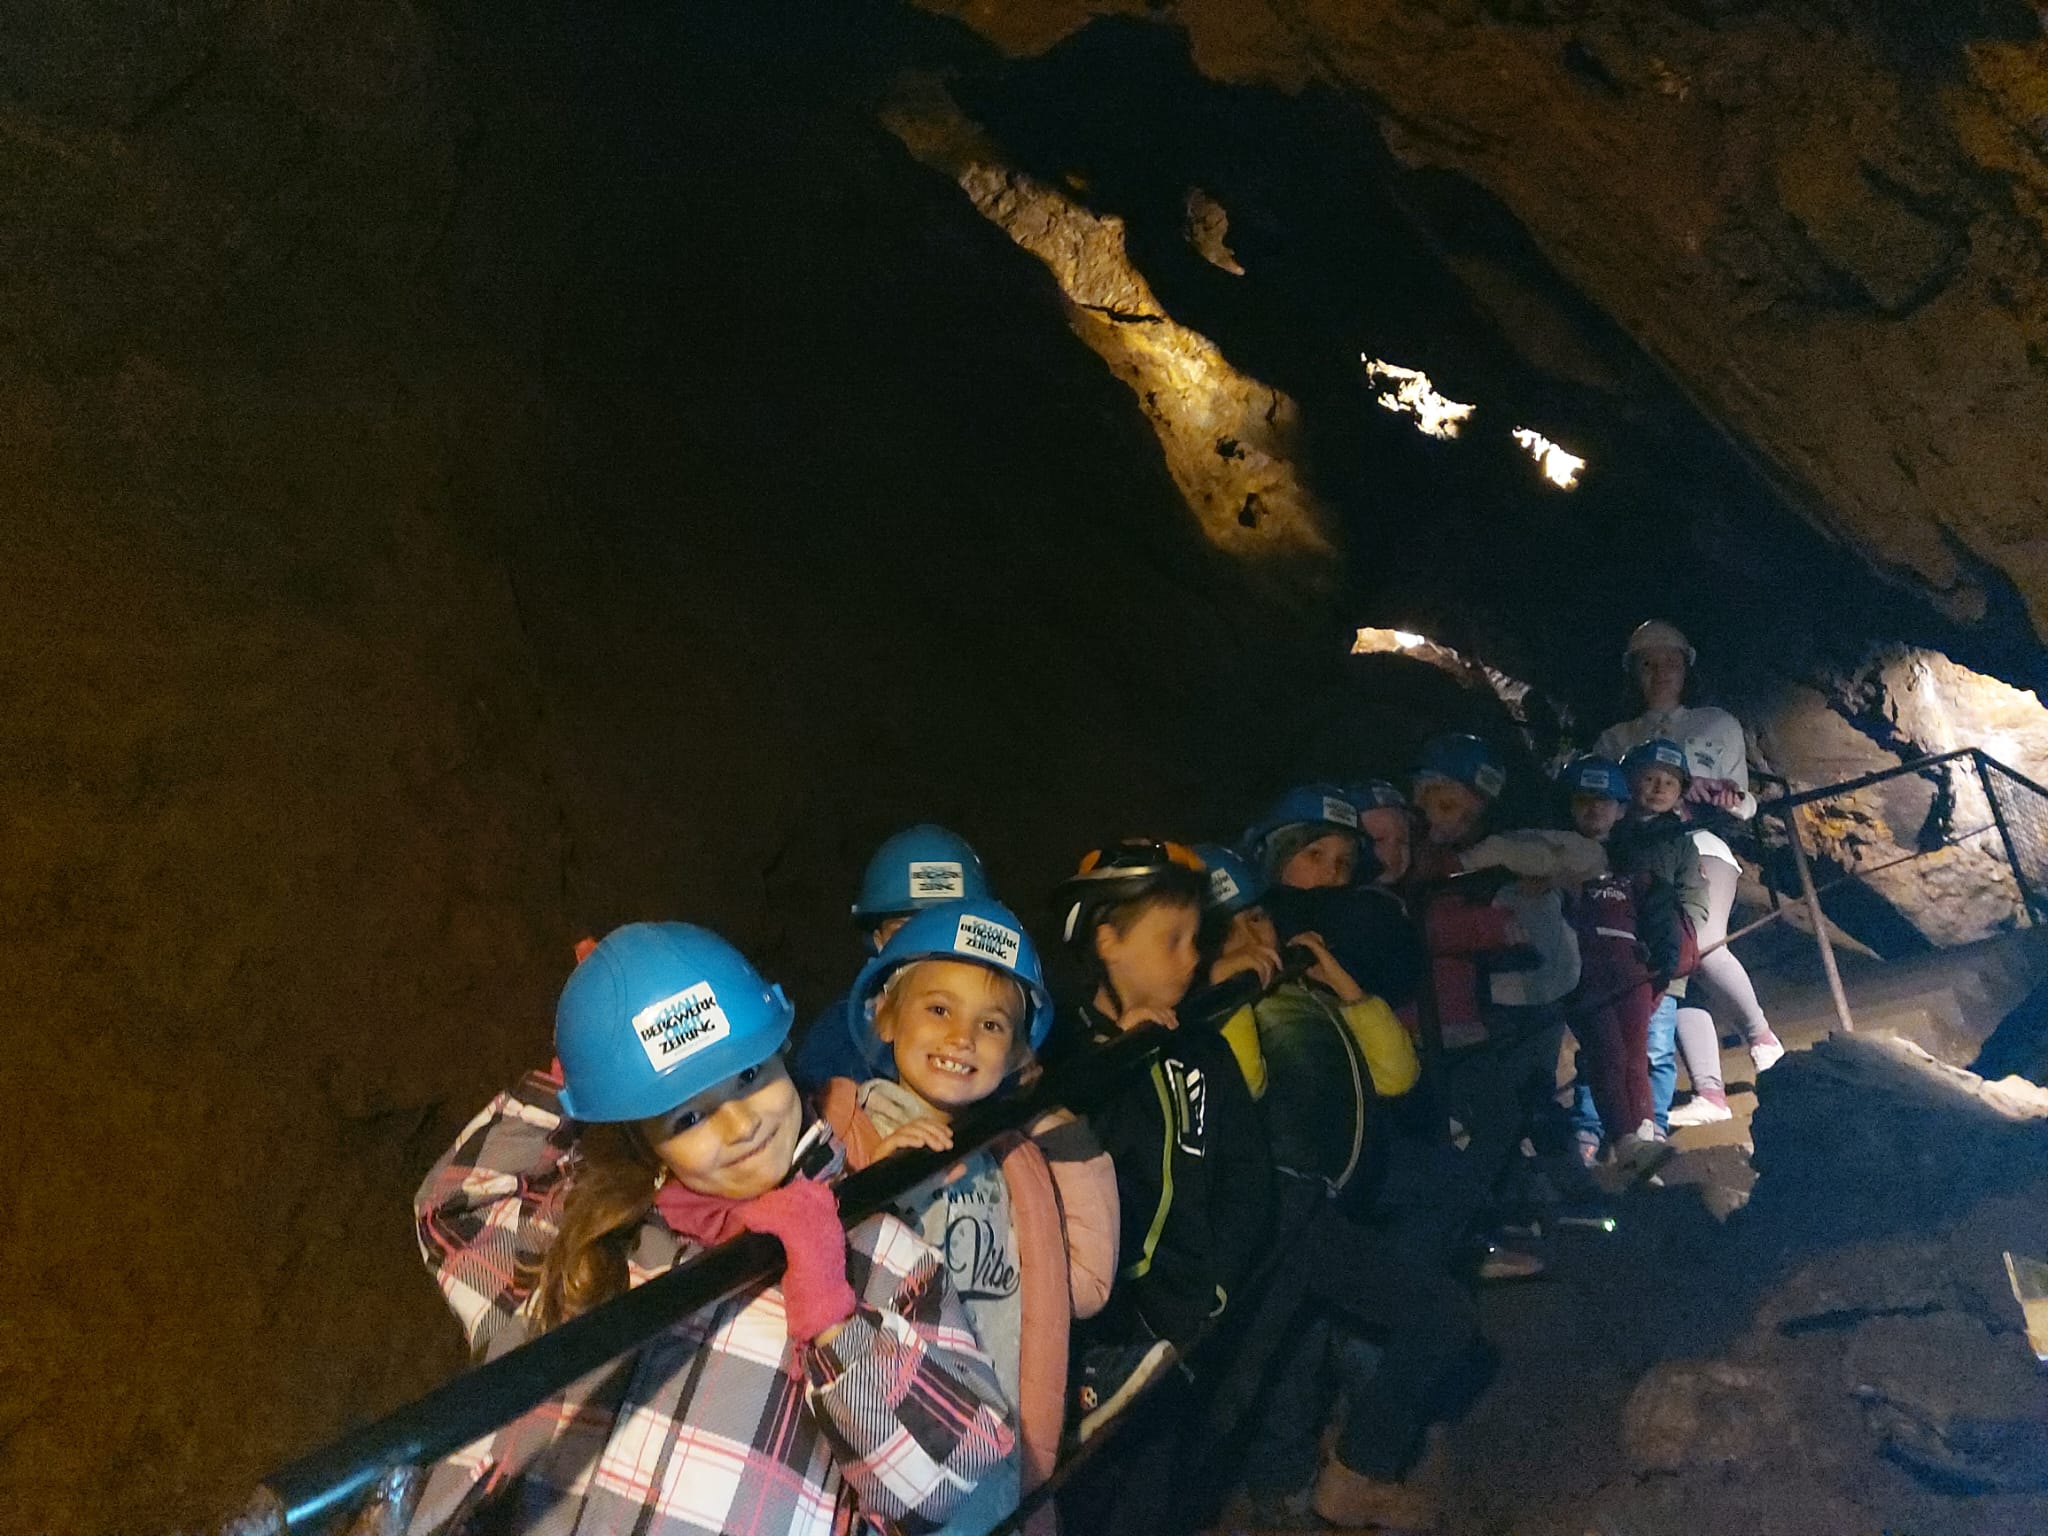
[{"left": 0, "top": 7, "right": 1366, "bottom": 1531}]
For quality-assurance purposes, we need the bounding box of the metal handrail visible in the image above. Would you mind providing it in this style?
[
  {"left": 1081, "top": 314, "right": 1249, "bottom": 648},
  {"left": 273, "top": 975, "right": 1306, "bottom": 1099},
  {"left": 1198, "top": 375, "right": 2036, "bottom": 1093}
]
[
  {"left": 229, "top": 960, "right": 1297, "bottom": 1536},
  {"left": 1755, "top": 746, "right": 1981, "bottom": 813},
  {"left": 1742, "top": 746, "right": 2048, "bottom": 1035}
]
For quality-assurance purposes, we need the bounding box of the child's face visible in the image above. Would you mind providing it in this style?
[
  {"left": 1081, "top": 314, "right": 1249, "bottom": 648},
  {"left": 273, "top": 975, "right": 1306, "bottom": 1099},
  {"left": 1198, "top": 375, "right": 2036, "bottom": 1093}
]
[
  {"left": 1631, "top": 767, "right": 1685, "bottom": 816},
  {"left": 1571, "top": 793, "right": 1625, "bottom": 841},
  {"left": 1226, "top": 906, "right": 1279, "bottom": 954},
  {"left": 1098, "top": 898, "right": 1202, "bottom": 1016},
  {"left": 1279, "top": 832, "right": 1358, "bottom": 890},
  {"left": 875, "top": 959, "right": 1023, "bottom": 1115},
  {"left": 1361, "top": 807, "right": 1411, "bottom": 886},
  {"left": 638, "top": 1054, "right": 803, "bottom": 1200},
  {"left": 1416, "top": 779, "right": 1488, "bottom": 847}
]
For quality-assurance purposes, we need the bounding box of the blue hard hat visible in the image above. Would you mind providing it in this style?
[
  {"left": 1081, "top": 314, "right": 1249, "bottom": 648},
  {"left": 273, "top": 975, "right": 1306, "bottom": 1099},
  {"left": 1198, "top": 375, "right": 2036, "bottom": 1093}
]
[
  {"left": 1622, "top": 737, "right": 1692, "bottom": 783},
  {"left": 556, "top": 923, "right": 795, "bottom": 1123},
  {"left": 1193, "top": 842, "right": 1268, "bottom": 916},
  {"left": 1241, "top": 784, "right": 1363, "bottom": 864},
  {"left": 1413, "top": 734, "right": 1507, "bottom": 801},
  {"left": 1560, "top": 755, "right": 1630, "bottom": 803},
  {"left": 1346, "top": 780, "right": 1408, "bottom": 813},
  {"left": 851, "top": 897, "right": 1055, "bottom": 1073},
  {"left": 851, "top": 824, "right": 991, "bottom": 924}
]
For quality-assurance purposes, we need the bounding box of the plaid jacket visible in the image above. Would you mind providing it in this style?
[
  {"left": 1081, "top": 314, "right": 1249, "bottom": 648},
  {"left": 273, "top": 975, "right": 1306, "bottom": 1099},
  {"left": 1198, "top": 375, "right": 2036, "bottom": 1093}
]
[{"left": 407, "top": 1067, "right": 1015, "bottom": 1536}]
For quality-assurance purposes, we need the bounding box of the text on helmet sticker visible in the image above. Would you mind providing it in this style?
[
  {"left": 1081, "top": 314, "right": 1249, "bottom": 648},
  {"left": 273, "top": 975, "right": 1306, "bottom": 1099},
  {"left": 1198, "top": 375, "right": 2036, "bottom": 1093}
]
[
  {"left": 1320, "top": 796, "right": 1360, "bottom": 829},
  {"left": 909, "top": 860, "right": 966, "bottom": 900},
  {"left": 1654, "top": 744, "right": 1684, "bottom": 768},
  {"left": 1209, "top": 868, "right": 1241, "bottom": 906},
  {"left": 633, "top": 982, "right": 732, "bottom": 1074},
  {"left": 955, "top": 913, "right": 1022, "bottom": 969},
  {"left": 1474, "top": 764, "right": 1507, "bottom": 798}
]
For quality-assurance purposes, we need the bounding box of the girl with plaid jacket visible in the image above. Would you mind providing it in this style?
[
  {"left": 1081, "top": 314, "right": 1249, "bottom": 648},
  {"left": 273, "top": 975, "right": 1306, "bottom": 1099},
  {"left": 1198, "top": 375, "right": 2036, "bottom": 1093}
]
[{"left": 405, "top": 923, "right": 1015, "bottom": 1536}]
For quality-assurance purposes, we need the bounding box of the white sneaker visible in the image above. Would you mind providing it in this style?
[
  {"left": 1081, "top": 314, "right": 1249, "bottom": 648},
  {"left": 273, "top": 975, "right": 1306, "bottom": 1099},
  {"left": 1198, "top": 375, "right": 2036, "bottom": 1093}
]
[
  {"left": 1633, "top": 1118, "right": 1667, "bottom": 1144},
  {"left": 1668, "top": 1095, "right": 1734, "bottom": 1127},
  {"left": 1750, "top": 1037, "right": 1786, "bottom": 1073}
]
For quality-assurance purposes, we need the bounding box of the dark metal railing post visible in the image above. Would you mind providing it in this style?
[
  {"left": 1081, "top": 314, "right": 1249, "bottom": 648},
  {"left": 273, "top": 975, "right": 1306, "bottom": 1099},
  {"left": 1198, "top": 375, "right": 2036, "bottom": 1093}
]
[
  {"left": 1780, "top": 800, "right": 1854, "bottom": 1035},
  {"left": 1975, "top": 750, "right": 2041, "bottom": 927}
]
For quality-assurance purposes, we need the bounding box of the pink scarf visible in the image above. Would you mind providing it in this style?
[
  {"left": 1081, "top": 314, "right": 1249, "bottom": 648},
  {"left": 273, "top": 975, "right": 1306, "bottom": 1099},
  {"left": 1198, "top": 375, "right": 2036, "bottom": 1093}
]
[{"left": 653, "top": 1178, "right": 752, "bottom": 1247}]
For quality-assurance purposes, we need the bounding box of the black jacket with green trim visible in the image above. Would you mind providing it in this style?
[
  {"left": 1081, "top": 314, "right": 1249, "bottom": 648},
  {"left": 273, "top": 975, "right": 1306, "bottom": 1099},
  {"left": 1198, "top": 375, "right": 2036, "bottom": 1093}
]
[{"left": 1074, "top": 1003, "right": 1273, "bottom": 1348}]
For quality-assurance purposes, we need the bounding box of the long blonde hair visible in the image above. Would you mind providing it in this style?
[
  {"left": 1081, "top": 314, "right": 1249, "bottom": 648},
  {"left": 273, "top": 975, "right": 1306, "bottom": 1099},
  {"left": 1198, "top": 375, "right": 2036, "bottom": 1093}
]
[{"left": 532, "top": 1122, "right": 662, "bottom": 1333}]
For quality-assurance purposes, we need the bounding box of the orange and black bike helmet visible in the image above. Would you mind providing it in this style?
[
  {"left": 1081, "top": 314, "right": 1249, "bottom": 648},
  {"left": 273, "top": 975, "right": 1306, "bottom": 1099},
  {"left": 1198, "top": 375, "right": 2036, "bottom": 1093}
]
[{"left": 1052, "top": 838, "right": 1209, "bottom": 948}]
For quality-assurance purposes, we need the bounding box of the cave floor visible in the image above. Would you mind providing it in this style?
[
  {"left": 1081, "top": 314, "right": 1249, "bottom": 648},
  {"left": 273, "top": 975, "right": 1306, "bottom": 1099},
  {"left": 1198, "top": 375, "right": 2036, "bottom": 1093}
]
[{"left": 1211, "top": 999, "right": 2048, "bottom": 1536}]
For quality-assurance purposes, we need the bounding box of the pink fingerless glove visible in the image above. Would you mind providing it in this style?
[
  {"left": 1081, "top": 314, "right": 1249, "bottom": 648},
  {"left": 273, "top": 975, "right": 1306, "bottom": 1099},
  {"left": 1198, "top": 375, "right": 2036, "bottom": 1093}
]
[{"left": 738, "top": 1177, "right": 858, "bottom": 1344}]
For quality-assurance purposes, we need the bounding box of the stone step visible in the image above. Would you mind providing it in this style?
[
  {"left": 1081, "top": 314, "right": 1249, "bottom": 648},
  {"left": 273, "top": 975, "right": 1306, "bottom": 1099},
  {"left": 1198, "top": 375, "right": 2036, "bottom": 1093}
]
[{"left": 1742, "top": 924, "right": 2048, "bottom": 1066}]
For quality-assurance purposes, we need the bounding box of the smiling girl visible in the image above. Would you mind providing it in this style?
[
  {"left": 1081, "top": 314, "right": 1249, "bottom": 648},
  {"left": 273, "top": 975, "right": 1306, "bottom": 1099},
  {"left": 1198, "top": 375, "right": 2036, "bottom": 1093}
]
[
  {"left": 818, "top": 898, "right": 1118, "bottom": 1535},
  {"left": 405, "top": 922, "right": 1014, "bottom": 1536}
]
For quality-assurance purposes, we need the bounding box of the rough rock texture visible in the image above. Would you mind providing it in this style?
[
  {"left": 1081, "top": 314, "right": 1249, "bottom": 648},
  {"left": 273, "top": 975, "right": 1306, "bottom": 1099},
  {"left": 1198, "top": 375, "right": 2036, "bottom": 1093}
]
[
  {"left": 909, "top": 0, "right": 2048, "bottom": 651},
  {"left": 880, "top": 73, "right": 1338, "bottom": 592},
  {"left": 1739, "top": 645, "right": 2048, "bottom": 949}
]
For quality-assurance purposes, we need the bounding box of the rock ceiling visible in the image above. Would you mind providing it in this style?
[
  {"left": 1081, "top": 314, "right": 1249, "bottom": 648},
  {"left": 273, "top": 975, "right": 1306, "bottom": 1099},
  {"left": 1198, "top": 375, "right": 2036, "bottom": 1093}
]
[{"left": 906, "top": 0, "right": 2048, "bottom": 661}]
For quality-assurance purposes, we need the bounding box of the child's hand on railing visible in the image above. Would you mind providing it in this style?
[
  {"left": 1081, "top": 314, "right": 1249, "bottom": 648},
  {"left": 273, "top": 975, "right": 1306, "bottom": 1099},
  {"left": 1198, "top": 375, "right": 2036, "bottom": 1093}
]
[
  {"left": 1208, "top": 943, "right": 1282, "bottom": 990},
  {"left": 871, "top": 1118, "right": 955, "bottom": 1161},
  {"left": 1117, "top": 1004, "right": 1180, "bottom": 1033},
  {"left": 737, "top": 1178, "right": 857, "bottom": 1344},
  {"left": 1288, "top": 931, "right": 1364, "bottom": 1003},
  {"left": 1690, "top": 777, "right": 1745, "bottom": 811}
]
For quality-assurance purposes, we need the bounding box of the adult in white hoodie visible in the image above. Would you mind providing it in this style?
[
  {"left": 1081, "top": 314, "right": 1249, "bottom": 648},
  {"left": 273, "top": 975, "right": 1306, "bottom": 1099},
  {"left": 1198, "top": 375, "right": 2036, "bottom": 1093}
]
[{"left": 1595, "top": 622, "right": 1786, "bottom": 1124}]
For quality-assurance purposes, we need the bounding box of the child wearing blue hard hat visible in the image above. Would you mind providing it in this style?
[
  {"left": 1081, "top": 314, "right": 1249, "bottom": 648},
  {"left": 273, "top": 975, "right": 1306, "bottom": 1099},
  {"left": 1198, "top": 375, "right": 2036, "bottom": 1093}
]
[
  {"left": 816, "top": 898, "right": 1118, "bottom": 1535},
  {"left": 1241, "top": 783, "right": 1367, "bottom": 889},
  {"left": 793, "top": 824, "right": 992, "bottom": 1093},
  {"left": 1349, "top": 779, "right": 1414, "bottom": 889},
  {"left": 1614, "top": 739, "right": 1717, "bottom": 1129},
  {"left": 1193, "top": 845, "right": 1471, "bottom": 1533},
  {"left": 1557, "top": 756, "right": 1670, "bottom": 1166},
  {"left": 1403, "top": 733, "right": 1603, "bottom": 1279},
  {"left": 1247, "top": 785, "right": 1426, "bottom": 1028},
  {"left": 404, "top": 922, "right": 1014, "bottom": 1536}
]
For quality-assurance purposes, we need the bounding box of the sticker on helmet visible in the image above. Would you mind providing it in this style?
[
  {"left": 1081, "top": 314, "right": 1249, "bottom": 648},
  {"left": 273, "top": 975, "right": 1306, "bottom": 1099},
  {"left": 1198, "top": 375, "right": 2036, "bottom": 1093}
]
[
  {"left": 955, "top": 913, "right": 1023, "bottom": 969},
  {"left": 1474, "top": 764, "right": 1507, "bottom": 798},
  {"left": 909, "top": 860, "right": 966, "bottom": 900},
  {"left": 632, "top": 982, "right": 732, "bottom": 1073},
  {"left": 1209, "top": 868, "right": 1242, "bottom": 906},
  {"left": 1320, "top": 796, "right": 1360, "bottom": 829}
]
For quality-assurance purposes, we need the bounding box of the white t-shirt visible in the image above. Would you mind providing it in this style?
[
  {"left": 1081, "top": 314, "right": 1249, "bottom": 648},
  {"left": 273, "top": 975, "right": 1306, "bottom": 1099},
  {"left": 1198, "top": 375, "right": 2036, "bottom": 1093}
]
[{"left": 1595, "top": 704, "right": 1758, "bottom": 821}]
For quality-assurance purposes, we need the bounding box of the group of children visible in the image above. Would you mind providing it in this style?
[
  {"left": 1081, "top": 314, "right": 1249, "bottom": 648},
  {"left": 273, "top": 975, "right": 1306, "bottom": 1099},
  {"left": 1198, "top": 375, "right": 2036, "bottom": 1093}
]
[{"left": 398, "top": 619, "right": 1782, "bottom": 1536}]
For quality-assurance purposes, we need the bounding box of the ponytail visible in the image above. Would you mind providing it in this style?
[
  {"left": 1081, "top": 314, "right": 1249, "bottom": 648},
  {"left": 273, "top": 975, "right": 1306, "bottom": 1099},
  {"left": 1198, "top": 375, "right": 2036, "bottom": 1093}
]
[{"left": 533, "top": 1123, "right": 661, "bottom": 1333}]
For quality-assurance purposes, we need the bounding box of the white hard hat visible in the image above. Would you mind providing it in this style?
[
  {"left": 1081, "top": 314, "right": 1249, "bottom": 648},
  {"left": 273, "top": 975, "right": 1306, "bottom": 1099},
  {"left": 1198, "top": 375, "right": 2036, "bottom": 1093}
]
[{"left": 1623, "top": 619, "right": 1696, "bottom": 671}]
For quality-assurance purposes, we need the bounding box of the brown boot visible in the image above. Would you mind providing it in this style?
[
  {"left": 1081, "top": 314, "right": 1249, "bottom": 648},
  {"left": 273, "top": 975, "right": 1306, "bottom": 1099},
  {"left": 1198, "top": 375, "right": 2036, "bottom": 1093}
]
[{"left": 1309, "top": 1458, "right": 1439, "bottom": 1532}]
